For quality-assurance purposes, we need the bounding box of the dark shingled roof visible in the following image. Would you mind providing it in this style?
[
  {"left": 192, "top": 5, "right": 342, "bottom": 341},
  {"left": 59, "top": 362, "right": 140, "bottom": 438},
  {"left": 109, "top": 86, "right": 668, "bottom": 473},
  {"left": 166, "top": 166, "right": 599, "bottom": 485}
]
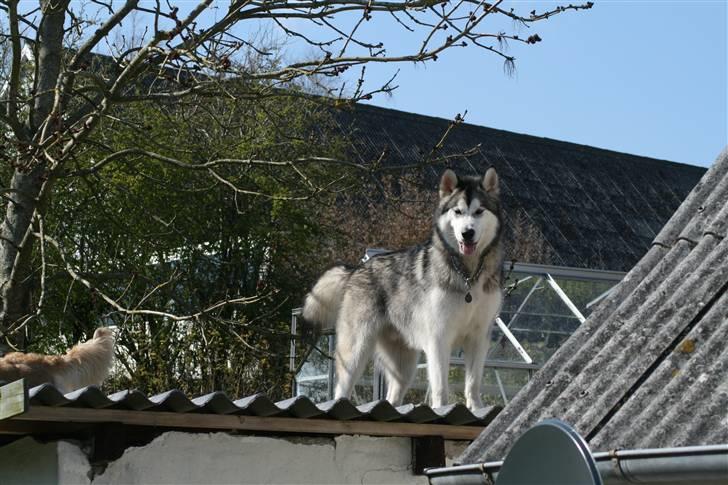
[
  {"left": 336, "top": 104, "right": 706, "bottom": 272},
  {"left": 459, "top": 147, "right": 728, "bottom": 463}
]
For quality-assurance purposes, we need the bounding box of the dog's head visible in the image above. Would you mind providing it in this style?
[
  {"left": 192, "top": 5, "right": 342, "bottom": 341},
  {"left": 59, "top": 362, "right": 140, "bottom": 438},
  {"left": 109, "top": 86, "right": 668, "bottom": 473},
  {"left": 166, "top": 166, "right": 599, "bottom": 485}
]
[{"left": 436, "top": 168, "right": 500, "bottom": 257}]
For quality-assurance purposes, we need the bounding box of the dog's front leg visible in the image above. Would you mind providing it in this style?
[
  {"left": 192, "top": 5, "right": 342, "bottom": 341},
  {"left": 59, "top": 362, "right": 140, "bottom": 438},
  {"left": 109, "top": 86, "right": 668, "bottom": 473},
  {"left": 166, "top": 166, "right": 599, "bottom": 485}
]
[
  {"left": 425, "top": 344, "right": 451, "bottom": 408},
  {"left": 463, "top": 331, "right": 490, "bottom": 410}
]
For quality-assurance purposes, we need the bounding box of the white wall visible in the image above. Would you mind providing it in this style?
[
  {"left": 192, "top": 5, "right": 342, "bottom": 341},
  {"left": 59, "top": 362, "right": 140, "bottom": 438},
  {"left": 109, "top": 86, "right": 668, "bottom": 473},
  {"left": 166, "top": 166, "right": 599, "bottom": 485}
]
[
  {"left": 0, "top": 437, "right": 59, "bottom": 485},
  {"left": 93, "top": 432, "right": 426, "bottom": 484},
  {"left": 1, "top": 432, "right": 468, "bottom": 484}
]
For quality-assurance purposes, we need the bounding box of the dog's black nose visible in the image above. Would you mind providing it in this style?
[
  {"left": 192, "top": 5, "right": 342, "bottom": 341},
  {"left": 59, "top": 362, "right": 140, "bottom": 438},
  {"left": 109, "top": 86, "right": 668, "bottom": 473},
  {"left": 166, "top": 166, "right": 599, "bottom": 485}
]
[{"left": 462, "top": 229, "right": 475, "bottom": 241}]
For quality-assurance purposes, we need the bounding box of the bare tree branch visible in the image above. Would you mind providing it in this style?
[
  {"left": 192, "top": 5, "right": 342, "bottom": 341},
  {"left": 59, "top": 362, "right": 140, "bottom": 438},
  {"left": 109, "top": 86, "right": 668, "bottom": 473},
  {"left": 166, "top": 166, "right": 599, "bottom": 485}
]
[
  {"left": 4, "top": 0, "right": 25, "bottom": 137},
  {"left": 68, "top": 1, "right": 139, "bottom": 72},
  {"left": 0, "top": 0, "right": 592, "bottom": 360},
  {"left": 34, "top": 232, "right": 272, "bottom": 322}
]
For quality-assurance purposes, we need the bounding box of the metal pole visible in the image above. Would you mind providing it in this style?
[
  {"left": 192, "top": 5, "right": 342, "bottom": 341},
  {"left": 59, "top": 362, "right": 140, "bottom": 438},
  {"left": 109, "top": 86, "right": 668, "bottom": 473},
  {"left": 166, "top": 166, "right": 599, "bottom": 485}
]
[
  {"left": 494, "top": 370, "right": 509, "bottom": 405},
  {"left": 373, "top": 367, "right": 385, "bottom": 401},
  {"left": 546, "top": 274, "right": 586, "bottom": 324},
  {"left": 506, "top": 261, "right": 626, "bottom": 282},
  {"left": 290, "top": 312, "right": 298, "bottom": 398},
  {"left": 495, "top": 317, "right": 533, "bottom": 364},
  {"left": 506, "top": 276, "right": 543, "bottom": 328},
  {"left": 289, "top": 312, "right": 298, "bottom": 372},
  {"left": 327, "top": 334, "right": 335, "bottom": 400},
  {"left": 586, "top": 286, "right": 616, "bottom": 309}
]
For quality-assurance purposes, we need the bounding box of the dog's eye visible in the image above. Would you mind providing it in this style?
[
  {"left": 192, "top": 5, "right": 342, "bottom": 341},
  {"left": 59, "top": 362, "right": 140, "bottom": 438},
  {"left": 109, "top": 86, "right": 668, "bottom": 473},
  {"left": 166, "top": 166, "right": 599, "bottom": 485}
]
[
  {"left": 453, "top": 208, "right": 462, "bottom": 215},
  {"left": 475, "top": 208, "right": 485, "bottom": 215}
]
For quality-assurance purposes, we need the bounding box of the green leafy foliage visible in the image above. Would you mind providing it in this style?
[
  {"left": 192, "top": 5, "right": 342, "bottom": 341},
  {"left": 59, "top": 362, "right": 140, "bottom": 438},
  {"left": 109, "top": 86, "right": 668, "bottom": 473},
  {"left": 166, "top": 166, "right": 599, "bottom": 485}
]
[{"left": 29, "top": 91, "right": 351, "bottom": 399}]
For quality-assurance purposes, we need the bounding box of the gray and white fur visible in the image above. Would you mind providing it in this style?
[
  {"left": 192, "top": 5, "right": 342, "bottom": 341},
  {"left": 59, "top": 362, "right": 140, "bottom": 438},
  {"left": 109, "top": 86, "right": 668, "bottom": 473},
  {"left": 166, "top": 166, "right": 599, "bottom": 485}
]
[{"left": 303, "top": 168, "right": 502, "bottom": 409}]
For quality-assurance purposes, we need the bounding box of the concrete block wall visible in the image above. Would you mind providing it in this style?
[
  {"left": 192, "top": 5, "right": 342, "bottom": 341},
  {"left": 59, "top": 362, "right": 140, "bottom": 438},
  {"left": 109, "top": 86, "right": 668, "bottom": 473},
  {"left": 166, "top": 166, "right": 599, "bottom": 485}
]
[{"left": 0, "top": 432, "right": 470, "bottom": 484}]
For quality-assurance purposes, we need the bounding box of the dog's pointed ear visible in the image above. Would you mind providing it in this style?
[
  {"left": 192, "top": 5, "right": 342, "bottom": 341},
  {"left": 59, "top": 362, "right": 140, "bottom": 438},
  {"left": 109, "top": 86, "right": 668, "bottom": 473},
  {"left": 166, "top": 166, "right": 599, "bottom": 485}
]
[
  {"left": 482, "top": 167, "right": 499, "bottom": 195},
  {"left": 439, "top": 169, "right": 458, "bottom": 198}
]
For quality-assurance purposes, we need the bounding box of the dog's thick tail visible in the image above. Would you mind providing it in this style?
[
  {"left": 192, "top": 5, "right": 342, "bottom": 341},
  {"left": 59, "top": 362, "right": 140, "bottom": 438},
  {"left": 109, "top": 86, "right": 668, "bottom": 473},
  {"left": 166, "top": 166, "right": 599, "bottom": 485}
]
[{"left": 302, "top": 265, "right": 351, "bottom": 331}]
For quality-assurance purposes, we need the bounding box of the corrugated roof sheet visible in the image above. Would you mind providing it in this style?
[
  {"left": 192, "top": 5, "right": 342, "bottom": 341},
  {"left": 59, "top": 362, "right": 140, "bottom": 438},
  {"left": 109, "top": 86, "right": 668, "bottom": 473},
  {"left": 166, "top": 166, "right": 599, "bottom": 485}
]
[
  {"left": 337, "top": 104, "right": 706, "bottom": 272},
  {"left": 24, "top": 384, "right": 497, "bottom": 426},
  {"left": 459, "top": 148, "right": 728, "bottom": 463}
]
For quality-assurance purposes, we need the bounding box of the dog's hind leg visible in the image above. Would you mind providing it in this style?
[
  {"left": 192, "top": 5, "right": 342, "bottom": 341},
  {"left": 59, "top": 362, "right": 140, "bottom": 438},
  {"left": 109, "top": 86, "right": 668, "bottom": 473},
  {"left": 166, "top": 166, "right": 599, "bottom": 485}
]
[
  {"left": 376, "top": 336, "right": 419, "bottom": 406},
  {"left": 333, "top": 316, "right": 377, "bottom": 401}
]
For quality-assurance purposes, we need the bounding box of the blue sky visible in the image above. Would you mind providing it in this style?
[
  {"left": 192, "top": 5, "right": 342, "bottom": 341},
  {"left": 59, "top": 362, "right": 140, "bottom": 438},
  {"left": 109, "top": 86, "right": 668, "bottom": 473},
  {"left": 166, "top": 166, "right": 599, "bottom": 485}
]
[
  {"left": 76, "top": 1, "right": 728, "bottom": 167},
  {"left": 353, "top": 1, "right": 727, "bottom": 167}
]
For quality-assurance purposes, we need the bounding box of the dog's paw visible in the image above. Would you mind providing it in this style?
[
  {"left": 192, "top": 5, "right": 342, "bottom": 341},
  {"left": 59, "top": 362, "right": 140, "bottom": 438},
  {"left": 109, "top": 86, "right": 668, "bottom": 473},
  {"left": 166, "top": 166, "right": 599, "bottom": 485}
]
[{"left": 466, "top": 398, "right": 485, "bottom": 410}]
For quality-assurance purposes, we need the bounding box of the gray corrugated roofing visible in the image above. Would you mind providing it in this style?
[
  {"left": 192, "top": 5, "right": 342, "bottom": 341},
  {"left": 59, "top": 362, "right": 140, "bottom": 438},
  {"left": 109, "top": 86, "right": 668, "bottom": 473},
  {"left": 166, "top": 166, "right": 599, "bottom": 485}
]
[
  {"left": 25, "top": 384, "right": 498, "bottom": 426},
  {"left": 337, "top": 104, "right": 706, "bottom": 272},
  {"left": 459, "top": 147, "right": 728, "bottom": 463}
]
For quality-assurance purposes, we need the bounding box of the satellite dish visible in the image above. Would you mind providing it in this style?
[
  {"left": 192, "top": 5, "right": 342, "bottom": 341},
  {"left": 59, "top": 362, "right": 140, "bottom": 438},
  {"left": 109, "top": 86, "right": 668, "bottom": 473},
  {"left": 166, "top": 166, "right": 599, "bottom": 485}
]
[{"left": 496, "top": 419, "right": 603, "bottom": 485}]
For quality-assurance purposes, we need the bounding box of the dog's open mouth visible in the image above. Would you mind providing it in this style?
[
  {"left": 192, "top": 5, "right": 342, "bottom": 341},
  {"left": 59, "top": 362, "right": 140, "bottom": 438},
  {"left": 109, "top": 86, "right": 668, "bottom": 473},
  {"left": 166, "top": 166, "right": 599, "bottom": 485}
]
[{"left": 459, "top": 240, "right": 477, "bottom": 256}]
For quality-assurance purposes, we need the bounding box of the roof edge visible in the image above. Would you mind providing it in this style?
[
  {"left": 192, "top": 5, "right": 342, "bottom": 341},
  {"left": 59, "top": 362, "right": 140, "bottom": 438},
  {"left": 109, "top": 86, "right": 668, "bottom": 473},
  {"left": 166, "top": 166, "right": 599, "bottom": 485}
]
[
  {"left": 426, "top": 444, "right": 728, "bottom": 485},
  {"left": 353, "top": 102, "right": 705, "bottom": 170}
]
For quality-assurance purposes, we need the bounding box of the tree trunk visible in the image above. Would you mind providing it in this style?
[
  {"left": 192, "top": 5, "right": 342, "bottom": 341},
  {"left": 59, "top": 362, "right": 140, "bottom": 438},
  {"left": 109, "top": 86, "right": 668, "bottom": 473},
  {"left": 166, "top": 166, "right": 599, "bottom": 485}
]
[
  {"left": 0, "top": 167, "right": 46, "bottom": 340},
  {"left": 0, "top": 0, "right": 68, "bottom": 348}
]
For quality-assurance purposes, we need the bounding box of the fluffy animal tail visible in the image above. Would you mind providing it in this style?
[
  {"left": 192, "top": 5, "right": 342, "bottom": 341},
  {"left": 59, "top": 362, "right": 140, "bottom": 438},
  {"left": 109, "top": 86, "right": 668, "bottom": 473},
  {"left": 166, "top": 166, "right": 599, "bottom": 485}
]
[
  {"left": 0, "top": 327, "right": 116, "bottom": 393},
  {"left": 56, "top": 326, "right": 116, "bottom": 392},
  {"left": 302, "top": 265, "right": 351, "bottom": 331}
]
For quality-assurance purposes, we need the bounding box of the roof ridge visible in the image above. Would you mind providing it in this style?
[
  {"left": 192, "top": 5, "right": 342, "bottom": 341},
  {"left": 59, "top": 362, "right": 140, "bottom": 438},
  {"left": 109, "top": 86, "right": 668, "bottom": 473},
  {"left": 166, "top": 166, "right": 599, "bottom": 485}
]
[
  {"left": 25, "top": 384, "right": 501, "bottom": 427},
  {"left": 352, "top": 103, "right": 702, "bottom": 169}
]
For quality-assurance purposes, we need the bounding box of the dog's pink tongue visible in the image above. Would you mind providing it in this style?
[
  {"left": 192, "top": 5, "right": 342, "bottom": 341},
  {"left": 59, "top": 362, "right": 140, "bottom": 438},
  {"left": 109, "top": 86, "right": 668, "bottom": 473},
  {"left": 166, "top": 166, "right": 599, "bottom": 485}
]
[{"left": 459, "top": 241, "right": 476, "bottom": 256}]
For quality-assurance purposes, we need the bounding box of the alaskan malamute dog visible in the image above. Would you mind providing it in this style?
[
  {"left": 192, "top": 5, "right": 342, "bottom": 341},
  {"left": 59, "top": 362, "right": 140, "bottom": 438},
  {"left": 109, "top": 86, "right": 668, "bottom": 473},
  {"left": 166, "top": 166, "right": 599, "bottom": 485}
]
[{"left": 303, "top": 168, "right": 502, "bottom": 409}]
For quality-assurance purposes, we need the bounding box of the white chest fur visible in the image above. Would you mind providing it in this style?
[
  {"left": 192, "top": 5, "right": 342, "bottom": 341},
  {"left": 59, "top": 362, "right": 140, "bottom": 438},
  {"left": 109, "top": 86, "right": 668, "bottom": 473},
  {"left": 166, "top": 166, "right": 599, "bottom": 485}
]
[{"left": 411, "top": 283, "right": 502, "bottom": 350}]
